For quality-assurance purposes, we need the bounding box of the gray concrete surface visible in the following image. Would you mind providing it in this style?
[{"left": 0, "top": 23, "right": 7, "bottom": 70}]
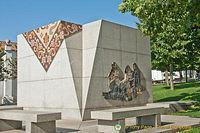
[
  {"left": 0, "top": 120, "right": 22, "bottom": 131},
  {"left": 0, "top": 110, "right": 61, "bottom": 133},
  {"left": 82, "top": 20, "right": 152, "bottom": 120},
  {"left": 91, "top": 106, "right": 163, "bottom": 133},
  {"left": 91, "top": 106, "right": 164, "bottom": 120},
  {"left": 0, "top": 105, "right": 22, "bottom": 111},
  {"left": 0, "top": 110, "right": 61, "bottom": 122},
  {"left": 26, "top": 121, "right": 55, "bottom": 133},
  {"left": 0, "top": 115, "right": 199, "bottom": 133},
  {"left": 136, "top": 114, "right": 161, "bottom": 128},
  {"left": 98, "top": 119, "right": 125, "bottom": 133},
  {"left": 17, "top": 20, "right": 153, "bottom": 122}
]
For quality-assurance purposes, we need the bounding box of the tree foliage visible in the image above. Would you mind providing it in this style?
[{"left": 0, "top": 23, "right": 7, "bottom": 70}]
[
  {"left": 119, "top": 0, "right": 200, "bottom": 90},
  {"left": 4, "top": 45, "right": 17, "bottom": 80},
  {"left": 0, "top": 50, "right": 6, "bottom": 80},
  {"left": 4, "top": 57, "right": 17, "bottom": 80},
  {"left": 0, "top": 43, "right": 17, "bottom": 80}
]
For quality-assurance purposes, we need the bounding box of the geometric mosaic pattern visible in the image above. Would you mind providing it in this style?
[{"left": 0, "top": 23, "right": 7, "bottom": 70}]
[{"left": 23, "top": 21, "right": 82, "bottom": 71}]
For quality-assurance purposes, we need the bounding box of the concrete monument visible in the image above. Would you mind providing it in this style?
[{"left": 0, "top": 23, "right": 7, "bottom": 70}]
[{"left": 17, "top": 20, "right": 152, "bottom": 121}]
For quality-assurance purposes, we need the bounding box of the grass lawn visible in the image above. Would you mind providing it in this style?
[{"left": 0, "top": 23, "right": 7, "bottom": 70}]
[
  {"left": 153, "top": 81, "right": 200, "bottom": 103},
  {"left": 153, "top": 81, "right": 200, "bottom": 117},
  {"left": 182, "top": 127, "right": 200, "bottom": 133},
  {"left": 152, "top": 81, "right": 200, "bottom": 132}
]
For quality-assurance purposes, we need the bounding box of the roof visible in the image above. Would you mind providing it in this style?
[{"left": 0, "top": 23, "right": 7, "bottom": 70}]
[{"left": 0, "top": 41, "right": 17, "bottom": 51}]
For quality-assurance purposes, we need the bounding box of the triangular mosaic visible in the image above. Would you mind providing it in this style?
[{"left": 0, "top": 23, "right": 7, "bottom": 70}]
[{"left": 23, "top": 21, "right": 82, "bottom": 71}]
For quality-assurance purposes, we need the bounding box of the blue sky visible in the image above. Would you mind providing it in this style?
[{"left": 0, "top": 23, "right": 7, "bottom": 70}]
[{"left": 0, "top": 0, "right": 138, "bottom": 42}]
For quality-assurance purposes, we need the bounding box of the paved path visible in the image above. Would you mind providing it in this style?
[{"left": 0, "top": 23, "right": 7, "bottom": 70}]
[{"left": 0, "top": 115, "right": 199, "bottom": 133}]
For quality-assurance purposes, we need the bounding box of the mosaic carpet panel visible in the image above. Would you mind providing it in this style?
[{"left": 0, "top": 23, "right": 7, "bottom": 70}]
[{"left": 23, "top": 21, "right": 82, "bottom": 71}]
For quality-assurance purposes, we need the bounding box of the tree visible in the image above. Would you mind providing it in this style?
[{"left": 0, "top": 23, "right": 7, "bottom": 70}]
[
  {"left": 3, "top": 44, "right": 17, "bottom": 80},
  {"left": 0, "top": 50, "right": 6, "bottom": 80},
  {"left": 119, "top": 0, "right": 200, "bottom": 90},
  {"left": 151, "top": 36, "right": 170, "bottom": 86},
  {"left": 4, "top": 57, "right": 17, "bottom": 80},
  {"left": 0, "top": 41, "right": 17, "bottom": 80}
]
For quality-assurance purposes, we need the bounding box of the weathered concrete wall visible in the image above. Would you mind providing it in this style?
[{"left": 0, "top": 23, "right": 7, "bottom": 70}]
[
  {"left": 17, "top": 20, "right": 152, "bottom": 121},
  {"left": 17, "top": 25, "right": 83, "bottom": 120},
  {"left": 82, "top": 20, "right": 152, "bottom": 120}
]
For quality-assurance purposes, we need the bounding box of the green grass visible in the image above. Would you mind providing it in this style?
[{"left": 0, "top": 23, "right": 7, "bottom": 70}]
[
  {"left": 153, "top": 81, "right": 200, "bottom": 132},
  {"left": 182, "top": 127, "right": 200, "bottom": 133},
  {"left": 173, "top": 110, "right": 200, "bottom": 118},
  {"left": 153, "top": 81, "right": 200, "bottom": 103},
  {"left": 153, "top": 81, "right": 200, "bottom": 118}
]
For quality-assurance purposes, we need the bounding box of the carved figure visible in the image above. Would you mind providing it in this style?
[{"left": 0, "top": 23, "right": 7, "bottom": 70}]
[{"left": 103, "top": 62, "right": 145, "bottom": 101}]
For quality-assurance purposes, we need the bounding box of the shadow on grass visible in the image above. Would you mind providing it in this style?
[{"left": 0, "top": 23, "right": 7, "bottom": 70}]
[
  {"left": 163, "top": 81, "right": 200, "bottom": 90},
  {"left": 156, "top": 93, "right": 189, "bottom": 102},
  {"left": 181, "top": 90, "right": 200, "bottom": 103},
  {"left": 157, "top": 90, "right": 200, "bottom": 102}
]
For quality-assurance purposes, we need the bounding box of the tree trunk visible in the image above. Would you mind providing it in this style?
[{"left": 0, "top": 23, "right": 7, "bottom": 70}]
[
  {"left": 192, "top": 70, "right": 196, "bottom": 79},
  {"left": 193, "top": 71, "right": 196, "bottom": 79},
  {"left": 186, "top": 69, "right": 188, "bottom": 83},
  {"left": 165, "top": 70, "right": 169, "bottom": 86},
  {"left": 190, "top": 70, "right": 192, "bottom": 78},
  {"left": 170, "top": 64, "right": 174, "bottom": 90},
  {"left": 179, "top": 71, "right": 183, "bottom": 81}
]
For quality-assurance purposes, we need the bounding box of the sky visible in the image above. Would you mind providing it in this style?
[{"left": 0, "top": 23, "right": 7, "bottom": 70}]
[{"left": 0, "top": 0, "right": 138, "bottom": 42}]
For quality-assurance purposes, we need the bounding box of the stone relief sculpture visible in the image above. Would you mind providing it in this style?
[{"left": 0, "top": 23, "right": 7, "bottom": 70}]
[{"left": 102, "top": 62, "right": 144, "bottom": 101}]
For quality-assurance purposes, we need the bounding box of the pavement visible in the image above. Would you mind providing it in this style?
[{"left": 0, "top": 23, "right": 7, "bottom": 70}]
[
  {"left": 0, "top": 115, "right": 199, "bottom": 133},
  {"left": 131, "top": 115, "right": 200, "bottom": 133},
  {"left": 0, "top": 102, "right": 199, "bottom": 133}
]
